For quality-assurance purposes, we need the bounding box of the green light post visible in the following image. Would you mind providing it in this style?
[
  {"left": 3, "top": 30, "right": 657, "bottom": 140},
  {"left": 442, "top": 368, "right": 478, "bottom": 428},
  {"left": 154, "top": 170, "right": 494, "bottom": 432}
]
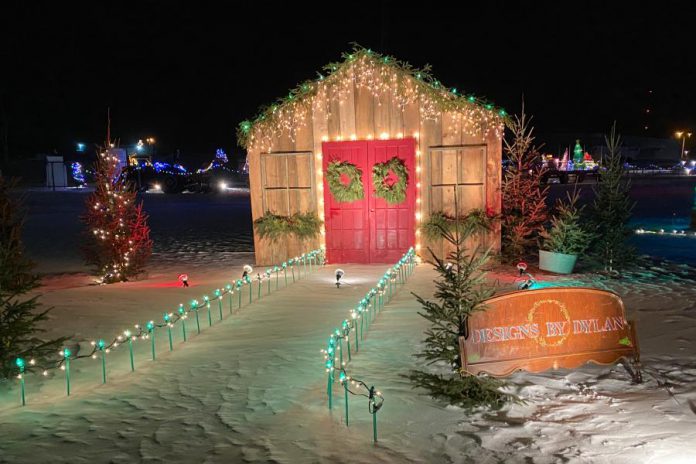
[
  {"left": 266, "top": 270, "right": 271, "bottom": 295},
  {"left": 178, "top": 305, "right": 188, "bottom": 342},
  {"left": 164, "top": 313, "right": 173, "bottom": 351},
  {"left": 291, "top": 260, "right": 296, "bottom": 282},
  {"left": 283, "top": 262, "right": 288, "bottom": 286},
  {"left": 125, "top": 330, "right": 135, "bottom": 372},
  {"left": 236, "top": 280, "right": 242, "bottom": 308},
  {"left": 343, "top": 320, "right": 352, "bottom": 362},
  {"left": 192, "top": 301, "right": 201, "bottom": 334},
  {"left": 340, "top": 371, "right": 349, "bottom": 426},
  {"left": 247, "top": 277, "right": 253, "bottom": 304},
  {"left": 205, "top": 296, "right": 212, "bottom": 327},
  {"left": 98, "top": 339, "right": 107, "bottom": 384},
  {"left": 215, "top": 290, "right": 223, "bottom": 321},
  {"left": 16, "top": 358, "right": 25, "bottom": 406},
  {"left": 147, "top": 321, "right": 156, "bottom": 361},
  {"left": 63, "top": 348, "right": 72, "bottom": 396},
  {"left": 274, "top": 266, "right": 280, "bottom": 290},
  {"left": 226, "top": 284, "right": 233, "bottom": 314}
]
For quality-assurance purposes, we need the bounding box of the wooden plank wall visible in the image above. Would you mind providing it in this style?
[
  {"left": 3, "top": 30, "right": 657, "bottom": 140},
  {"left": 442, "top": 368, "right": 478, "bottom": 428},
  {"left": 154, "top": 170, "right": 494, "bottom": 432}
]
[{"left": 248, "top": 74, "right": 502, "bottom": 265}]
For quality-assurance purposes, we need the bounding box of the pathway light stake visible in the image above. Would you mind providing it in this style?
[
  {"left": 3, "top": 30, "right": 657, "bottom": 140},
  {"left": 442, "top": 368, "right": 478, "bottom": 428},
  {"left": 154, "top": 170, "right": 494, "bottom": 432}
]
[
  {"left": 215, "top": 290, "right": 223, "bottom": 321},
  {"left": 164, "top": 313, "right": 173, "bottom": 351},
  {"left": 147, "top": 321, "right": 156, "bottom": 361},
  {"left": 125, "top": 330, "right": 135, "bottom": 371},
  {"left": 178, "top": 305, "right": 188, "bottom": 341},
  {"left": 226, "top": 284, "right": 233, "bottom": 313},
  {"left": 16, "top": 358, "right": 25, "bottom": 406},
  {"left": 98, "top": 339, "right": 107, "bottom": 383},
  {"left": 192, "top": 300, "right": 201, "bottom": 334},
  {"left": 205, "top": 296, "right": 212, "bottom": 327},
  {"left": 63, "top": 348, "right": 72, "bottom": 396}
]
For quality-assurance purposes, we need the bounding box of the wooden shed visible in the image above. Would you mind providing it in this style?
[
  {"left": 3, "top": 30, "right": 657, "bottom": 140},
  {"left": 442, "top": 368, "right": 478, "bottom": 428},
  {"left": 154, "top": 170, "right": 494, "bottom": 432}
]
[{"left": 238, "top": 48, "right": 504, "bottom": 265}]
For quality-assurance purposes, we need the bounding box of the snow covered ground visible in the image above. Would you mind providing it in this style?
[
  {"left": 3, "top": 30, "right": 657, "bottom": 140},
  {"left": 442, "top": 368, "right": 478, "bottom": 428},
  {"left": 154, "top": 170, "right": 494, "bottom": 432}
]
[
  {"left": 2, "top": 261, "right": 696, "bottom": 463},
  {"left": 1, "top": 188, "right": 695, "bottom": 463}
]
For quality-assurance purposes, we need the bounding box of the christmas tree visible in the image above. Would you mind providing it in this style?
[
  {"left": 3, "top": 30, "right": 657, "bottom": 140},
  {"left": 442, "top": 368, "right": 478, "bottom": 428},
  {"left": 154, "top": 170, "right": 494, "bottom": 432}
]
[
  {"left": 0, "top": 177, "right": 67, "bottom": 379},
  {"left": 589, "top": 123, "right": 635, "bottom": 274},
  {"left": 501, "top": 106, "right": 549, "bottom": 263},
  {"left": 82, "top": 149, "right": 152, "bottom": 283},
  {"left": 573, "top": 139, "right": 583, "bottom": 164},
  {"left": 541, "top": 190, "right": 595, "bottom": 255},
  {"left": 409, "top": 213, "right": 514, "bottom": 409}
]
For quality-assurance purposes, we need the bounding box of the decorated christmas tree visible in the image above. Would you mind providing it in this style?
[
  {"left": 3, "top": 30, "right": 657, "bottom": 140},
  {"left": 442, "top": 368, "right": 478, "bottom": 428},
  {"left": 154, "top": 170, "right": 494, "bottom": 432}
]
[
  {"left": 82, "top": 148, "right": 152, "bottom": 283},
  {"left": 409, "top": 211, "right": 514, "bottom": 409},
  {"left": 0, "top": 177, "right": 67, "bottom": 379},
  {"left": 589, "top": 123, "right": 635, "bottom": 274},
  {"left": 501, "top": 106, "right": 549, "bottom": 262},
  {"left": 573, "top": 139, "right": 583, "bottom": 163}
]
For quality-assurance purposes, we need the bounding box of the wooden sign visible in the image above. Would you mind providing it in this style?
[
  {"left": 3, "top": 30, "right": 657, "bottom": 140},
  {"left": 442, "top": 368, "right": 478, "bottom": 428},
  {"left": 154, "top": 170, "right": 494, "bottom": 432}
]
[{"left": 459, "top": 288, "right": 641, "bottom": 382}]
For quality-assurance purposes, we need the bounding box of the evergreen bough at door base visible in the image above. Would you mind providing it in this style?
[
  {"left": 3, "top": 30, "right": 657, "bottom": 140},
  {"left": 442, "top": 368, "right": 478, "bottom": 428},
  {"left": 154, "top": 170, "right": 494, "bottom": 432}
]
[
  {"left": 326, "top": 160, "right": 364, "bottom": 203},
  {"left": 254, "top": 212, "right": 323, "bottom": 242},
  {"left": 372, "top": 157, "right": 408, "bottom": 204}
]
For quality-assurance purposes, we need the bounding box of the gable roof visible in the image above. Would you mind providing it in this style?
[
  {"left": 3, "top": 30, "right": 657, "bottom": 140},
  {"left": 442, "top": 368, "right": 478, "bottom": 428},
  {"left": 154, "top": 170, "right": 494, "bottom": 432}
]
[{"left": 237, "top": 45, "right": 506, "bottom": 149}]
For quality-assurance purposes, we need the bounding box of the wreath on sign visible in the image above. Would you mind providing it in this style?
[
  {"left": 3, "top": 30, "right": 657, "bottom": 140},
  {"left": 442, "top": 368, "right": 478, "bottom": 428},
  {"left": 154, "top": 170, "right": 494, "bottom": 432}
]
[
  {"left": 372, "top": 157, "right": 409, "bottom": 204},
  {"left": 326, "top": 160, "right": 364, "bottom": 202}
]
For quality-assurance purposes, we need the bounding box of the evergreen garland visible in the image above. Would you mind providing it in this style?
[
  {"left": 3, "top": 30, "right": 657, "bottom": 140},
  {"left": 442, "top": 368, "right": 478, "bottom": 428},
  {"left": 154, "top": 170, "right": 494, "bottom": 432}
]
[
  {"left": 540, "top": 190, "right": 595, "bottom": 256},
  {"left": 325, "top": 161, "right": 364, "bottom": 202},
  {"left": 372, "top": 157, "right": 408, "bottom": 204},
  {"left": 237, "top": 45, "right": 507, "bottom": 148},
  {"left": 589, "top": 123, "right": 635, "bottom": 274},
  {"left": 254, "top": 211, "right": 323, "bottom": 242},
  {"left": 420, "top": 209, "right": 493, "bottom": 241}
]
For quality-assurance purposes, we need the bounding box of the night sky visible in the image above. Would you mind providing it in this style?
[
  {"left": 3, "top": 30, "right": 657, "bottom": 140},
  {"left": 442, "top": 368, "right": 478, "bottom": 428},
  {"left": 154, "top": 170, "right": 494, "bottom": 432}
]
[{"left": 3, "top": 1, "right": 695, "bottom": 158}]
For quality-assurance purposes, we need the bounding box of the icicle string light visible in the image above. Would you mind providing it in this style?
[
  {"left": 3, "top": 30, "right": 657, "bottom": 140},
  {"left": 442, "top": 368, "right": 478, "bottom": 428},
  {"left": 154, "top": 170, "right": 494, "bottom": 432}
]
[
  {"left": 12, "top": 249, "right": 325, "bottom": 405},
  {"left": 320, "top": 247, "right": 415, "bottom": 442},
  {"left": 238, "top": 45, "right": 506, "bottom": 151}
]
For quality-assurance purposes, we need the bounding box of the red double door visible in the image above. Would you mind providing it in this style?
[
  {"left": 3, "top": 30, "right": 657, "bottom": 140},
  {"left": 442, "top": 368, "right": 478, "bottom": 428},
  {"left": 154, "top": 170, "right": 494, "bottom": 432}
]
[{"left": 322, "top": 138, "right": 416, "bottom": 264}]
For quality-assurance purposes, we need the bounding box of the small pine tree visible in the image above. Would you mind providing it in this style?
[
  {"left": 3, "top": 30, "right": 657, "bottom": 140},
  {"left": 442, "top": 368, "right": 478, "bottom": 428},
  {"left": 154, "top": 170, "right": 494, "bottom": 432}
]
[
  {"left": 541, "top": 190, "right": 595, "bottom": 256},
  {"left": 501, "top": 106, "right": 549, "bottom": 263},
  {"left": 409, "top": 215, "right": 515, "bottom": 409},
  {"left": 590, "top": 123, "right": 635, "bottom": 273},
  {"left": 82, "top": 150, "right": 152, "bottom": 283},
  {"left": 0, "top": 177, "right": 67, "bottom": 379}
]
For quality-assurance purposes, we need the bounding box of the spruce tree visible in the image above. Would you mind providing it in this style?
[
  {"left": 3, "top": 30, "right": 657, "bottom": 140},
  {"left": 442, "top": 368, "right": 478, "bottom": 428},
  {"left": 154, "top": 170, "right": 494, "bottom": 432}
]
[
  {"left": 82, "top": 149, "right": 152, "bottom": 283},
  {"left": 590, "top": 123, "right": 635, "bottom": 274},
  {"left": 501, "top": 107, "right": 549, "bottom": 263},
  {"left": 409, "top": 214, "right": 515, "bottom": 409},
  {"left": 541, "top": 190, "right": 595, "bottom": 255},
  {"left": 0, "top": 177, "right": 67, "bottom": 379}
]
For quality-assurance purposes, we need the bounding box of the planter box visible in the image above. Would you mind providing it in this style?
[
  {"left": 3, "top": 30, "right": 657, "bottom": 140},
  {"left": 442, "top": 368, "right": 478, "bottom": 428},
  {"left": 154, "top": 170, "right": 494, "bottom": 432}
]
[{"left": 539, "top": 250, "right": 578, "bottom": 274}]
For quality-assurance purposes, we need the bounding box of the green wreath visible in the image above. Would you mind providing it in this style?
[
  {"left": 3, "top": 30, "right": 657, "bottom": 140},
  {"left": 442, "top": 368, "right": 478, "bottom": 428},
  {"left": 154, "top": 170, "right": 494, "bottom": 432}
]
[
  {"left": 372, "top": 157, "right": 409, "bottom": 204},
  {"left": 326, "top": 161, "right": 364, "bottom": 202}
]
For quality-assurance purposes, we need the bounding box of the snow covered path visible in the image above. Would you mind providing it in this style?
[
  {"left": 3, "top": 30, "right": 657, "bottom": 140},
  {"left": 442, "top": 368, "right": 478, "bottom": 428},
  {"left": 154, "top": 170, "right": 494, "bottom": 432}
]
[{"left": 0, "top": 264, "right": 434, "bottom": 463}]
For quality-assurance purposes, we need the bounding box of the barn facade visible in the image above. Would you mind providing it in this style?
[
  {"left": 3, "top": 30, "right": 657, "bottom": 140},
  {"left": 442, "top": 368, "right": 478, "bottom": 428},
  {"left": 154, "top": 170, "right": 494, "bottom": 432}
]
[{"left": 239, "top": 48, "right": 504, "bottom": 265}]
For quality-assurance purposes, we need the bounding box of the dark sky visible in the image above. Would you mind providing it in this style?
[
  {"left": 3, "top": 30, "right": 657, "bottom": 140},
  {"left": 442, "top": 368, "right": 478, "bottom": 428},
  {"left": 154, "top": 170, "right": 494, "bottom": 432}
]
[{"left": 3, "top": 1, "right": 695, "bottom": 157}]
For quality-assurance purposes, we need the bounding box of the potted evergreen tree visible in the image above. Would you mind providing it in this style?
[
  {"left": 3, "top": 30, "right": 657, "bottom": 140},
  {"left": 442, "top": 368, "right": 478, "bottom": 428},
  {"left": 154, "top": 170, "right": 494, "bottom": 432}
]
[{"left": 539, "top": 190, "right": 594, "bottom": 274}]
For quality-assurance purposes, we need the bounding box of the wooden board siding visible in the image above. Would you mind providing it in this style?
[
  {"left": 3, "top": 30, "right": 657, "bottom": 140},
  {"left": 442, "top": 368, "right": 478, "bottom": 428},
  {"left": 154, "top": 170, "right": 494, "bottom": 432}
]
[{"left": 247, "top": 74, "right": 502, "bottom": 265}]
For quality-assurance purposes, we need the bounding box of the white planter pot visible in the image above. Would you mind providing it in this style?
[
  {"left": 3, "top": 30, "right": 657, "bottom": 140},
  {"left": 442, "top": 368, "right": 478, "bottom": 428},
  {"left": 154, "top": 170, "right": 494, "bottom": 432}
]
[{"left": 539, "top": 250, "right": 578, "bottom": 274}]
